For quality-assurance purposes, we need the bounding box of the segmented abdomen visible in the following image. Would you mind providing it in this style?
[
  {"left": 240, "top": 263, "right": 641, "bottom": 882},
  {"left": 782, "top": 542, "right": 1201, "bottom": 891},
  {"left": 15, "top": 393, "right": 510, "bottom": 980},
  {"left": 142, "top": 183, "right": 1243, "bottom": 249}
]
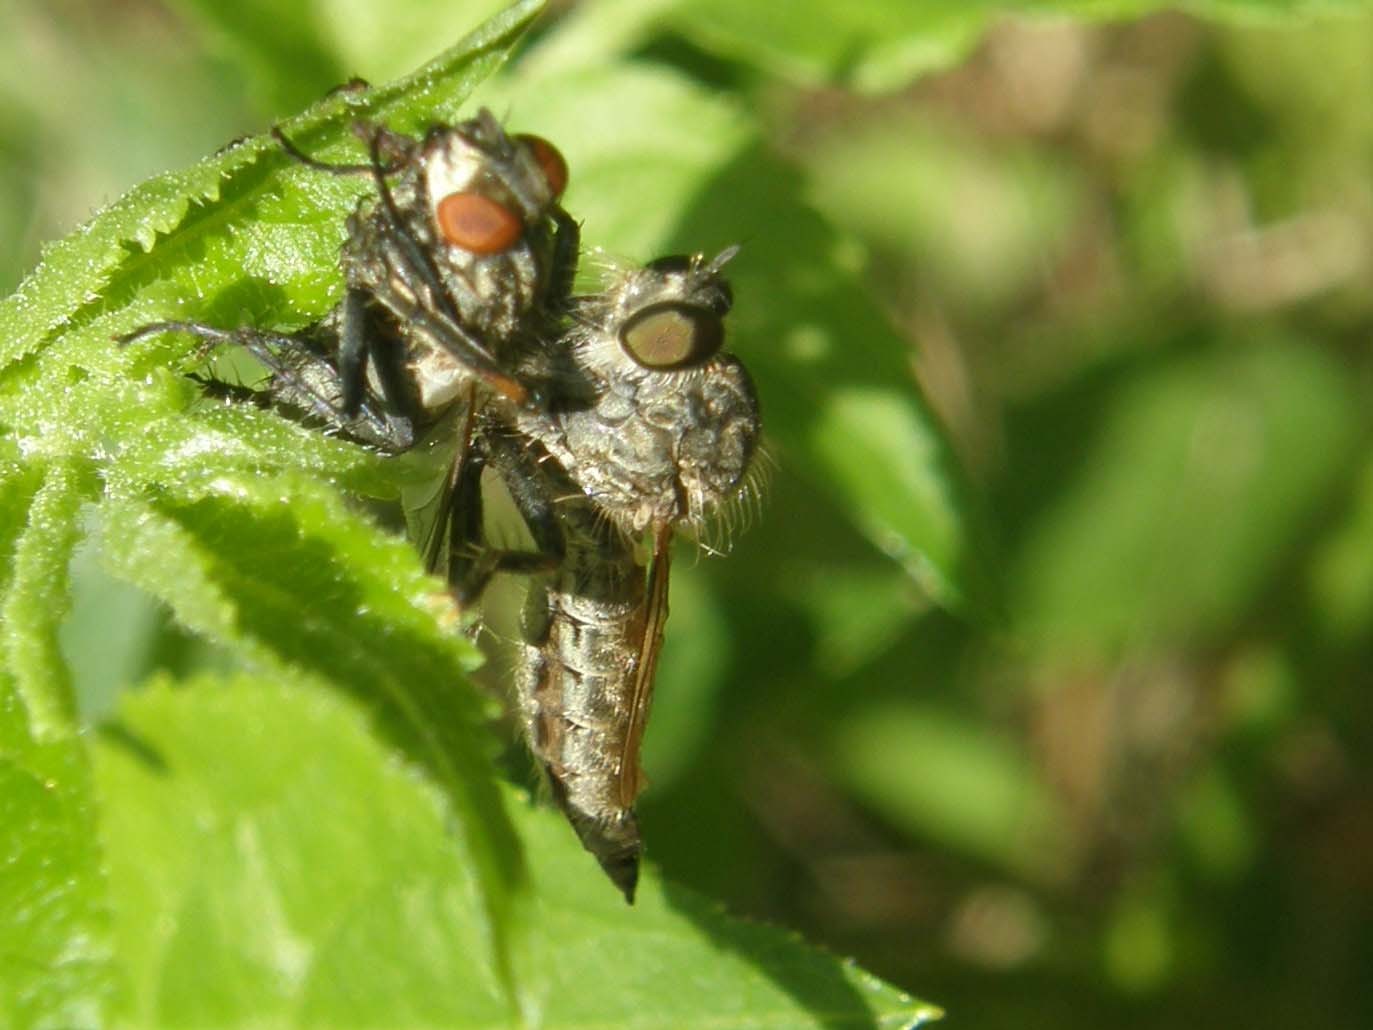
[{"left": 517, "top": 505, "right": 646, "bottom": 899}]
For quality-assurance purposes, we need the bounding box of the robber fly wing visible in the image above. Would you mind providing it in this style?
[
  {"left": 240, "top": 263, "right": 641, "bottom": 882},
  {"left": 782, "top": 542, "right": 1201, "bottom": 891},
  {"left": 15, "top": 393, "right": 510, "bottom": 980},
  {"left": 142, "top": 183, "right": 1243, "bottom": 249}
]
[{"left": 617, "top": 522, "right": 674, "bottom": 809}]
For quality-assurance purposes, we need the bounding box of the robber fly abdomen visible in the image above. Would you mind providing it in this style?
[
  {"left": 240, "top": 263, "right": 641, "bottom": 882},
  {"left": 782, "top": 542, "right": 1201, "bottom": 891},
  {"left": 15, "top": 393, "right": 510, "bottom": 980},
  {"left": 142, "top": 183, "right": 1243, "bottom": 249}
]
[
  {"left": 511, "top": 250, "right": 761, "bottom": 901},
  {"left": 518, "top": 498, "right": 648, "bottom": 894}
]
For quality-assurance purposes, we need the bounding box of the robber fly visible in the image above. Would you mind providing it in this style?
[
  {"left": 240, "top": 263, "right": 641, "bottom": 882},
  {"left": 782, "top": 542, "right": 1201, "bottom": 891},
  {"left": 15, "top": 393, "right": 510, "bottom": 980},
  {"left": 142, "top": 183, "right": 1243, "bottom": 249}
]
[
  {"left": 119, "top": 111, "right": 761, "bottom": 903},
  {"left": 504, "top": 250, "right": 759, "bottom": 899}
]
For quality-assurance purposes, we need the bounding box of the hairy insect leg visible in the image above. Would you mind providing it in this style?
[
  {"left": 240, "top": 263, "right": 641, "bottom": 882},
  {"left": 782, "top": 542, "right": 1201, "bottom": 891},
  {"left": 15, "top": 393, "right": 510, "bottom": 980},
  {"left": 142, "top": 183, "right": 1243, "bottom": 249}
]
[
  {"left": 366, "top": 261, "right": 541, "bottom": 408},
  {"left": 271, "top": 123, "right": 409, "bottom": 178},
  {"left": 351, "top": 298, "right": 423, "bottom": 441},
  {"left": 547, "top": 208, "right": 582, "bottom": 311},
  {"left": 117, "top": 321, "right": 345, "bottom": 421},
  {"left": 447, "top": 432, "right": 566, "bottom": 608},
  {"left": 116, "top": 319, "right": 414, "bottom": 451},
  {"left": 338, "top": 285, "right": 423, "bottom": 430}
]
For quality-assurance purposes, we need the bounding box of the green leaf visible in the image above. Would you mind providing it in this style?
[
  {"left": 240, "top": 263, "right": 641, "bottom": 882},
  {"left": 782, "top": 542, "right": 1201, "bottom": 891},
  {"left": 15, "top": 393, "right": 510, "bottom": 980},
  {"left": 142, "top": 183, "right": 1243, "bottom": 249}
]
[
  {"left": 1012, "top": 337, "right": 1358, "bottom": 659},
  {"left": 1309, "top": 455, "right": 1373, "bottom": 644},
  {"left": 164, "top": 0, "right": 349, "bottom": 115},
  {"left": 781, "top": 563, "right": 928, "bottom": 678},
  {"left": 93, "top": 462, "right": 535, "bottom": 1005},
  {"left": 0, "top": 2, "right": 549, "bottom": 1019},
  {"left": 1, "top": 460, "right": 93, "bottom": 741},
  {"left": 0, "top": 460, "right": 46, "bottom": 716},
  {"left": 58, "top": 535, "right": 166, "bottom": 726},
  {"left": 0, "top": 722, "right": 118, "bottom": 1030},
  {"left": 831, "top": 702, "right": 1068, "bottom": 881},
  {"left": 654, "top": 0, "right": 1373, "bottom": 92},
  {"left": 94, "top": 673, "right": 938, "bottom": 1028},
  {"left": 802, "top": 115, "right": 1081, "bottom": 308},
  {"left": 484, "top": 63, "right": 988, "bottom": 611},
  {"left": 169, "top": 0, "right": 533, "bottom": 108},
  {"left": 659, "top": 0, "right": 990, "bottom": 92},
  {"left": 1, "top": 466, "right": 117, "bottom": 1029}
]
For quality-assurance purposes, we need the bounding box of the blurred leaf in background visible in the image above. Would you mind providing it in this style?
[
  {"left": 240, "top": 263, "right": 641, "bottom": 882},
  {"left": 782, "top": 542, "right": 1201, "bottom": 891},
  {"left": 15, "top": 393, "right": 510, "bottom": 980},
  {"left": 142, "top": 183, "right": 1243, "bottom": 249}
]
[{"left": 4, "top": 0, "right": 1373, "bottom": 1028}]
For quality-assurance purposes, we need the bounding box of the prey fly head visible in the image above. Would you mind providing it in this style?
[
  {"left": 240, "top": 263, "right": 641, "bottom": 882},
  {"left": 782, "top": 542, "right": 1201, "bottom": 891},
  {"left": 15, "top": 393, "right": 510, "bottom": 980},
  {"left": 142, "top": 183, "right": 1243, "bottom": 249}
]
[
  {"left": 419, "top": 109, "right": 569, "bottom": 256},
  {"left": 340, "top": 109, "right": 579, "bottom": 414}
]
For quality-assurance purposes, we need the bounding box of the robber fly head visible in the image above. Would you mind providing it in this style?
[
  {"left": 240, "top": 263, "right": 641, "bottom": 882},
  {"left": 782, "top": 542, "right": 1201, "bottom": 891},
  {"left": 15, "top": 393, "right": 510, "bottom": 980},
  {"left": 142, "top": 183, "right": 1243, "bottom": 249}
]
[
  {"left": 525, "top": 248, "right": 759, "bottom": 537},
  {"left": 572, "top": 248, "right": 739, "bottom": 379}
]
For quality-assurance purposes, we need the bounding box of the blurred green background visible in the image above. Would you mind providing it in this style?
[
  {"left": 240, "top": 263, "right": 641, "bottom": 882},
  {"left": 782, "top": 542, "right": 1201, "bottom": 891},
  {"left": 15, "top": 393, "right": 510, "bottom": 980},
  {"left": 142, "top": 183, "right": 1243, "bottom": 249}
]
[{"left": 6, "top": 0, "right": 1373, "bottom": 1026}]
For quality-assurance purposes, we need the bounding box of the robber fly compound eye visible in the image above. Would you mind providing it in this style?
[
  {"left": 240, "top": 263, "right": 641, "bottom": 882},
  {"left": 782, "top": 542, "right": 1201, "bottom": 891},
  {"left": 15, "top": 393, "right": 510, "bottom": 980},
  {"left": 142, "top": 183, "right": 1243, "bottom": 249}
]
[
  {"left": 435, "top": 192, "right": 524, "bottom": 253},
  {"left": 618, "top": 301, "right": 725, "bottom": 369},
  {"left": 515, "top": 134, "right": 569, "bottom": 199}
]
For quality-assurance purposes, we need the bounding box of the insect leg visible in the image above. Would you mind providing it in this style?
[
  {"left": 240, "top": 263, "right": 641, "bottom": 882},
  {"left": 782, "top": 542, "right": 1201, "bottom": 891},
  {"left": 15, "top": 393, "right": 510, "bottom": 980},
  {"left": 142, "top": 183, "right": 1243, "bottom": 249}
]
[
  {"left": 331, "top": 288, "right": 420, "bottom": 449},
  {"left": 448, "top": 432, "right": 565, "bottom": 607},
  {"left": 271, "top": 124, "right": 408, "bottom": 178},
  {"left": 337, "top": 288, "right": 369, "bottom": 416},
  {"left": 364, "top": 129, "right": 465, "bottom": 329},
  {"left": 443, "top": 427, "right": 486, "bottom": 596},
  {"left": 117, "top": 321, "right": 344, "bottom": 423},
  {"left": 117, "top": 319, "right": 412, "bottom": 451},
  {"left": 546, "top": 207, "right": 581, "bottom": 311},
  {"left": 367, "top": 266, "right": 538, "bottom": 407},
  {"left": 279, "top": 122, "right": 465, "bottom": 342}
]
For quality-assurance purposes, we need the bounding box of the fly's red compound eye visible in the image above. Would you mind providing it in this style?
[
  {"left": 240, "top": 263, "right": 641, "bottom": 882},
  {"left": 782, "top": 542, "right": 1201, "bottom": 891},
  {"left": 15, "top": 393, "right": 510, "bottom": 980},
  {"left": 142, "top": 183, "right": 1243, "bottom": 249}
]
[
  {"left": 436, "top": 193, "right": 523, "bottom": 254},
  {"left": 516, "top": 134, "right": 569, "bottom": 199}
]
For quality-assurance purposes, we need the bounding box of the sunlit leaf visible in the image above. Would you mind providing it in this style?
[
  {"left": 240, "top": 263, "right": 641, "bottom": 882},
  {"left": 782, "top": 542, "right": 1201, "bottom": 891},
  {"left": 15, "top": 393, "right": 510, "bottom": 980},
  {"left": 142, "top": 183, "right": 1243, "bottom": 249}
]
[
  {"left": 0, "top": 721, "right": 118, "bottom": 1030},
  {"left": 96, "top": 674, "right": 939, "bottom": 1028},
  {"left": 167, "top": 0, "right": 536, "bottom": 112},
  {"left": 832, "top": 701, "right": 1068, "bottom": 881},
  {"left": 0, "top": 467, "right": 117, "bottom": 1028},
  {"left": 0, "top": 2, "right": 549, "bottom": 1018},
  {"left": 1, "top": 461, "right": 92, "bottom": 741},
  {"left": 656, "top": 0, "right": 1373, "bottom": 92}
]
